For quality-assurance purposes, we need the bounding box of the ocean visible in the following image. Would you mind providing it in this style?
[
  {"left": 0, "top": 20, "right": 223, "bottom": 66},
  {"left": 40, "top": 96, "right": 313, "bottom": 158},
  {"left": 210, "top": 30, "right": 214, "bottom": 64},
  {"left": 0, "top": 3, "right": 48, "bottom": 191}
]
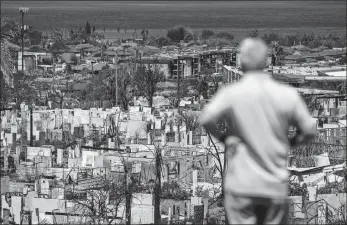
[{"left": 1, "top": 1, "right": 346, "bottom": 40}]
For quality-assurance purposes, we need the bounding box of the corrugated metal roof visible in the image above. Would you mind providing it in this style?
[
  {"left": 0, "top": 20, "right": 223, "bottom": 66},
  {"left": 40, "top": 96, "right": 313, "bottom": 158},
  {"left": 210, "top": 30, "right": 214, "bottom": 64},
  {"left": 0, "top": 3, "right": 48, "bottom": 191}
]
[
  {"left": 295, "top": 88, "right": 339, "bottom": 95},
  {"left": 324, "top": 71, "right": 346, "bottom": 77}
]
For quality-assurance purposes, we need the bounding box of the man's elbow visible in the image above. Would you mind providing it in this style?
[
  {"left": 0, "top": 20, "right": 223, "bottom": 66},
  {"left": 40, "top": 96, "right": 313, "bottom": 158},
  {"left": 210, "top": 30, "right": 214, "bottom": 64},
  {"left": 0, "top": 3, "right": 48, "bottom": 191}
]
[
  {"left": 301, "top": 128, "right": 316, "bottom": 143},
  {"left": 305, "top": 129, "right": 316, "bottom": 141},
  {"left": 201, "top": 120, "right": 211, "bottom": 133},
  {"left": 200, "top": 117, "right": 214, "bottom": 133},
  {"left": 200, "top": 114, "right": 211, "bottom": 128}
]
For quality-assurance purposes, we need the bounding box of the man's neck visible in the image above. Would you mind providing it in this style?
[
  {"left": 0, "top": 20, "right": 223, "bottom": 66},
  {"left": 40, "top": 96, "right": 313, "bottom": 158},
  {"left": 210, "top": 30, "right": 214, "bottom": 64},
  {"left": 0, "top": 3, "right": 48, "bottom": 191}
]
[{"left": 244, "top": 70, "right": 268, "bottom": 77}]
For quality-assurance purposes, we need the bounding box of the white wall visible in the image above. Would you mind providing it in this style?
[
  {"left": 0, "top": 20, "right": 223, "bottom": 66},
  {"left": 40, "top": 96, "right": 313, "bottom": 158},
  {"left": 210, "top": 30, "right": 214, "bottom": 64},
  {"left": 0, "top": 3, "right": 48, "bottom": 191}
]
[
  {"left": 131, "top": 205, "right": 154, "bottom": 224},
  {"left": 81, "top": 150, "right": 100, "bottom": 168}
]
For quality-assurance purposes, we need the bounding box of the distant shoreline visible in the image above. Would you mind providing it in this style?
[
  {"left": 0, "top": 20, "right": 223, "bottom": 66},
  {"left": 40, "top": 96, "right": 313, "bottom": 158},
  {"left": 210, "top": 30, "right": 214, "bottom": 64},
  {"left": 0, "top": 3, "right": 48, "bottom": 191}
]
[{"left": 44, "top": 27, "right": 346, "bottom": 42}]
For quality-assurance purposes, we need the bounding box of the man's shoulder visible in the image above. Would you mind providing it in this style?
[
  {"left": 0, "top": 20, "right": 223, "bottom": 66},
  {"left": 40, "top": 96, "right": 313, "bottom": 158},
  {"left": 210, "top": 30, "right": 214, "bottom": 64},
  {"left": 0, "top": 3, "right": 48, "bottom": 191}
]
[
  {"left": 269, "top": 79, "right": 299, "bottom": 98},
  {"left": 217, "top": 83, "right": 243, "bottom": 102},
  {"left": 224, "top": 80, "right": 245, "bottom": 94}
]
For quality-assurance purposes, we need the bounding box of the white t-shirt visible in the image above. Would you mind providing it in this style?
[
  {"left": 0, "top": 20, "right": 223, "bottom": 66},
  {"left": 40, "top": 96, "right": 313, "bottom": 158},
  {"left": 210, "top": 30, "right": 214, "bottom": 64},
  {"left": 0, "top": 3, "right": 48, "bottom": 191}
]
[{"left": 201, "top": 72, "right": 314, "bottom": 198}]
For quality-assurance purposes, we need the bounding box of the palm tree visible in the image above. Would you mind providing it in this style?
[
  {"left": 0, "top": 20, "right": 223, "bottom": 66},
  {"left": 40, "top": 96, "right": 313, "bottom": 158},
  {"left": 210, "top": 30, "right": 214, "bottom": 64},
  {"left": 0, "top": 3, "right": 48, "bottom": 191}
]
[
  {"left": 1, "top": 19, "right": 19, "bottom": 86},
  {"left": 337, "top": 81, "right": 346, "bottom": 95},
  {"left": 141, "top": 29, "right": 149, "bottom": 42}
]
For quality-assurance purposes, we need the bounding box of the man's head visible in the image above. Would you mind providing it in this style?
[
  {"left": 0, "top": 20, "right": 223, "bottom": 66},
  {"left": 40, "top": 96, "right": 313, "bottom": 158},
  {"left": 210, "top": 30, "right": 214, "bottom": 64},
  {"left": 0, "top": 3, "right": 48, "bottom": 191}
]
[{"left": 239, "top": 38, "right": 268, "bottom": 73}]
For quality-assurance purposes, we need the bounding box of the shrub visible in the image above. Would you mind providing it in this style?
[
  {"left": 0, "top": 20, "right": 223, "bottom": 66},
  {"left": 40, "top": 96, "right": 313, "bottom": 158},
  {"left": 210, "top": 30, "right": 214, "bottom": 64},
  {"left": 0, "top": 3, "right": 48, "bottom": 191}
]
[
  {"left": 161, "top": 181, "right": 191, "bottom": 200},
  {"left": 201, "top": 29, "right": 215, "bottom": 40},
  {"left": 167, "top": 26, "right": 196, "bottom": 43},
  {"left": 216, "top": 32, "right": 234, "bottom": 41}
]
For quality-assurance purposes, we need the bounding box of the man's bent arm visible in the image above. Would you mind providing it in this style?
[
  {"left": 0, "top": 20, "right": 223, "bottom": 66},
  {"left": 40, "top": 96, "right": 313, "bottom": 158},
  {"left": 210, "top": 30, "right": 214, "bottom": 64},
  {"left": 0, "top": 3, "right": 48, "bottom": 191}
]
[
  {"left": 200, "top": 87, "right": 230, "bottom": 142},
  {"left": 201, "top": 119, "right": 227, "bottom": 142},
  {"left": 289, "top": 93, "right": 316, "bottom": 147}
]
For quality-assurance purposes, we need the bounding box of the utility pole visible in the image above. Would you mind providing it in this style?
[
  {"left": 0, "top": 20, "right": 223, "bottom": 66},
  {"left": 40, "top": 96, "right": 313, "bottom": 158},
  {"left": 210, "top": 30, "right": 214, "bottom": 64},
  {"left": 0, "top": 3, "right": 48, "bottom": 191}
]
[
  {"left": 272, "top": 47, "right": 274, "bottom": 76},
  {"left": 19, "top": 8, "right": 29, "bottom": 72},
  {"left": 91, "top": 61, "right": 96, "bottom": 107},
  {"left": 21, "top": 12, "right": 24, "bottom": 72},
  {"left": 4, "top": 138, "right": 8, "bottom": 173},
  {"left": 124, "top": 161, "right": 131, "bottom": 225},
  {"left": 177, "top": 56, "right": 181, "bottom": 108},
  {"left": 115, "top": 55, "right": 118, "bottom": 106},
  {"left": 30, "top": 105, "right": 33, "bottom": 147},
  {"left": 154, "top": 144, "right": 162, "bottom": 224},
  {"left": 115, "top": 113, "right": 120, "bottom": 149},
  {"left": 177, "top": 56, "right": 181, "bottom": 143}
]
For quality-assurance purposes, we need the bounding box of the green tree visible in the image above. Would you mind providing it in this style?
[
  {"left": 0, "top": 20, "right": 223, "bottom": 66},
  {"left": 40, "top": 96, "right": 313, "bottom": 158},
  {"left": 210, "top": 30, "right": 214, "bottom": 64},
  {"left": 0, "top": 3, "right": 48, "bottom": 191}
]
[
  {"left": 167, "top": 26, "right": 193, "bottom": 43},
  {"left": 184, "top": 29, "right": 197, "bottom": 43},
  {"left": 262, "top": 32, "right": 280, "bottom": 44},
  {"left": 337, "top": 81, "right": 346, "bottom": 95},
  {"left": 201, "top": 29, "right": 214, "bottom": 40},
  {"left": 1, "top": 72, "right": 37, "bottom": 109},
  {"left": 141, "top": 29, "right": 149, "bottom": 42},
  {"left": 195, "top": 185, "right": 210, "bottom": 198},
  {"left": 85, "top": 21, "right": 91, "bottom": 36},
  {"left": 156, "top": 36, "right": 171, "bottom": 48},
  {"left": 0, "top": 75, "right": 13, "bottom": 109},
  {"left": 216, "top": 31, "right": 234, "bottom": 41},
  {"left": 161, "top": 181, "right": 191, "bottom": 200},
  {"left": 27, "top": 30, "right": 42, "bottom": 45},
  {"left": 249, "top": 29, "right": 259, "bottom": 37}
]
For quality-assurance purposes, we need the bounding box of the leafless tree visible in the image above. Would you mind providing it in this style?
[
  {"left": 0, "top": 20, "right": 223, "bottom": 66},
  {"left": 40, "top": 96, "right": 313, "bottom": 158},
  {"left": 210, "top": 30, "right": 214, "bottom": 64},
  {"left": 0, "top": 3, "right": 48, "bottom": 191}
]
[
  {"left": 134, "top": 63, "right": 165, "bottom": 108},
  {"left": 47, "top": 73, "right": 76, "bottom": 109},
  {"left": 191, "top": 67, "right": 215, "bottom": 99},
  {"left": 116, "top": 64, "right": 135, "bottom": 111},
  {"left": 200, "top": 118, "right": 230, "bottom": 203},
  {"left": 66, "top": 177, "right": 125, "bottom": 225},
  {"left": 95, "top": 68, "right": 117, "bottom": 106},
  {"left": 167, "top": 81, "right": 190, "bottom": 108},
  {"left": 87, "top": 65, "right": 135, "bottom": 110},
  {"left": 177, "top": 109, "right": 200, "bottom": 134},
  {"left": 195, "top": 184, "right": 222, "bottom": 208},
  {"left": 34, "top": 80, "right": 51, "bottom": 106}
]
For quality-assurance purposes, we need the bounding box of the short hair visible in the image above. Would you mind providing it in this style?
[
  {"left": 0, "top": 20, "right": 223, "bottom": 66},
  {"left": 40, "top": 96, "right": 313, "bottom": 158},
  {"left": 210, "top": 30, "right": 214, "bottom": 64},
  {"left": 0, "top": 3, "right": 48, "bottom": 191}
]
[{"left": 239, "top": 38, "right": 268, "bottom": 72}]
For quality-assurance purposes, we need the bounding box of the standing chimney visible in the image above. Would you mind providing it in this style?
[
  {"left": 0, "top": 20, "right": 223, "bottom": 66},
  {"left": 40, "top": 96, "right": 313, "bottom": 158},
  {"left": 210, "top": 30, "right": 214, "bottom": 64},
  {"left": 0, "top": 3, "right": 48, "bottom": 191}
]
[
  {"left": 161, "top": 132, "right": 166, "bottom": 146},
  {"left": 4, "top": 138, "right": 8, "bottom": 171},
  {"left": 168, "top": 207, "right": 172, "bottom": 225},
  {"left": 30, "top": 106, "right": 33, "bottom": 146},
  {"left": 147, "top": 133, "right": 151, "bottom": 145},
  {"left": 175, "top": 131, "right": 179, "bottom": 143},
  {"left": 39, "top": 132, "right": 45, "bottom": 146},
  {"left": 12, "top": 133, "right": 17, "bottom": 153},
  {"left": 287, "top": 155, "right": 295, "bottom": 167},
  {"left": 192, "top": 170, "right": 198, "bottom": 196},
  {"left": 183, "top": 132, "right": 188, "bottom": 146},
  {"left": 189, "top": 131, "right": 193, "bottom": 145}
]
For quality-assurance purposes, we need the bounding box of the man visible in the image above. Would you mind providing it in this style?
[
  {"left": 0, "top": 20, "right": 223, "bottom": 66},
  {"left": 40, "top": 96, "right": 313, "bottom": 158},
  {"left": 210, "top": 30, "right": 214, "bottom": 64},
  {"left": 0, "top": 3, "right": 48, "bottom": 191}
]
[{"left": 200, "top": 38, "right": 316, "bottom": 224}]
